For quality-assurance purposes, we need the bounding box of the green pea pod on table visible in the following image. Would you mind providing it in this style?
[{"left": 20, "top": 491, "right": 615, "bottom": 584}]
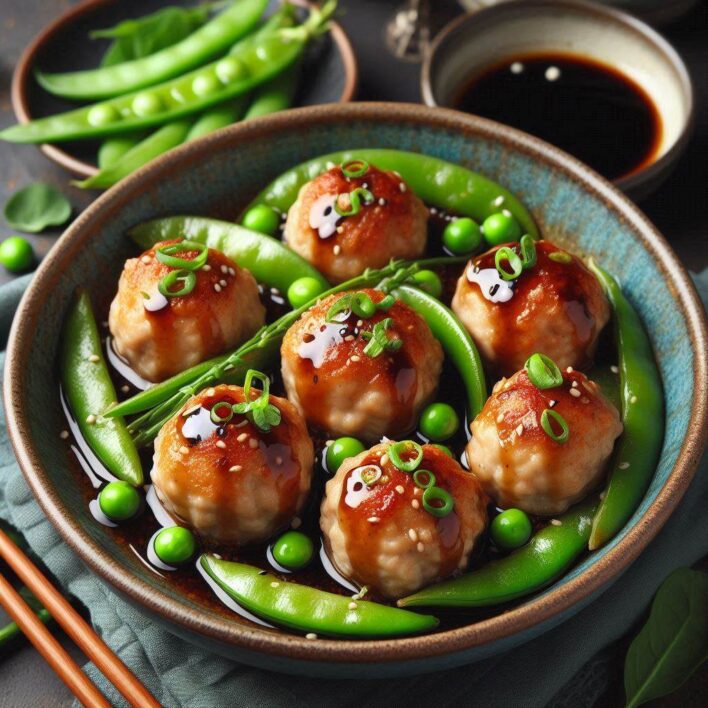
[
  {"left": 587, "top": 261, "right": 664, "bottom": 551},
  {"left": 61, "top": 290, "right": 143, "bottom": 485},
  {"left": 36, "top": 0, "right": 269, "bottom": 101},
  {"left": 398, "top": 497, "right": 597, "bottom": 609},
  {"left": 0, "top": 2, "right": 334, "bottom": 144},
  {"left": 247, "top": 149, "right": 539, "bottom": 239},
  {"left": 128, "top": 216, "right": 329, "bottom": 292},
  {"left": 200, "top": 555, "right": 438, "bottom": 637}
]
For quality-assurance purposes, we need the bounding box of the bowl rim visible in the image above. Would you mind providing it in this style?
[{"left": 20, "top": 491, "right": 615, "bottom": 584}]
[
  {"left": 5, "top": 102, "right": 707, "bottom": 666},
  {"left": 420, "top": 0, "right": 695, "bottom": 195},
  {"left": 10, "top": 0, "right": 359, "bottom": 179}
]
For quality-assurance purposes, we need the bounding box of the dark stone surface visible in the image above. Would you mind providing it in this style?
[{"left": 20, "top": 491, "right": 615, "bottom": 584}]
[{"left": 0, "top": 0, "right": 705, "bottom": 705}]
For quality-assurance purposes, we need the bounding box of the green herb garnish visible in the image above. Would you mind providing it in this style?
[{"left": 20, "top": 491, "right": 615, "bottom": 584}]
[
  {"left": 158, "top": 269, "right": 196, "bottom": 298},
  {"left": 524, "top": 353, "right": 563, "bottom": 390},
  {"left": 540, "top": 409, "right": 569, "bottom": 444},
  {"left": 232, "top": 369, "right": 281, "bottom": 432},
  {"left": 388, "top": 440, "right": 423, "bottom": 473},
  {"left": 333, "top": 187, "right": 374, "bottom": 217},
  {"left": 361, "top": 318, "right": 402, "bottom": 358}
]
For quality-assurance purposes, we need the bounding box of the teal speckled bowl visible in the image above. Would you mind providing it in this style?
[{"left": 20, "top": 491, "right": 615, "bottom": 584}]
[{"left": 5, "top": 104, "right": 706, "bottom": 678}]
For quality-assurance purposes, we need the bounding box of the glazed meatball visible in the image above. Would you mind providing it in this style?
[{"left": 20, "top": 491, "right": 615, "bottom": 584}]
[
  {"left": 281, "top": 289, "right": 443, "bottom": 441},
  {"left": 466, "top": 366, "right": 622, "bottom": 516},
  {"left": 451, "top": 240, "right": 610, "bottom": 376},
  {"left": 283, "top": 163, "right": 428, "bottom": 283},
  {"left": 152, "top": 384, "right": 313, "bottom": 545},
  {"left": 320, "top": 443, "right": 488, "bottom": 599},
  {"left": 109, "top": 240, "right": 265, "bottom": 382}
]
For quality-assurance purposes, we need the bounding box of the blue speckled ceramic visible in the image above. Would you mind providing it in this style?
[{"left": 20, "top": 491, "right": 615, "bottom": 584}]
[{"left": 5, "top": 104, "right": 706, "bottom": 678}]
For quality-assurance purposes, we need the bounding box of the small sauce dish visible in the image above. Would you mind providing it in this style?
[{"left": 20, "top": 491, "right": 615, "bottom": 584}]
[{"left": 423, "top": 0, "right": 694, "bottom": 200}]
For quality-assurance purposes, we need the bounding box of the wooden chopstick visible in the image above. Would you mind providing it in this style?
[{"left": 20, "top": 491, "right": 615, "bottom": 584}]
[
  {"left": 0, "top": 528, "right": 160, "bottom": 708},
  {"left": 0, "top": 572, "right": 110, "bottom": 706}
]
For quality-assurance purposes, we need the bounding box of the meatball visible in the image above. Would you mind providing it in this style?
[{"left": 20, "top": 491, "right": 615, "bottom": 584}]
[
  {"left": 466, "top": 367, "right": 622, "bottom": 516},
  {"left": 451, "top": 240, "right": 610, "bottom": 376},
  {"left": 152, "top": 383, "right": 313, "bottom": 544},
  {"left": 320, "top": 443, "right": 488, "bottom": 599},
  {"left": 109, "top": 240, "right": 265, "bottom": 382},
  {"left": 281, "top": 289, "right": 443, "bottom": 441},
  {"left": 283, "top": 163, "right": 428, "bottom": 283}
]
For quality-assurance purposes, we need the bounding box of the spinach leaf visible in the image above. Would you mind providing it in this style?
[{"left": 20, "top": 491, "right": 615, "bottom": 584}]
[
  {"left": 93, "top": 5, "right": 215, "bottom": 67},
  {"left": 625, "top": 567, "right": 708, "bottom": 707},
  {"left": 4, "top": 183, "right": 72, "bottom": 233}
]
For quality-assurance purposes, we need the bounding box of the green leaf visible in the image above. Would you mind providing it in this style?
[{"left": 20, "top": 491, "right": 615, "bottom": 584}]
[
  {"left": 3, "top": 183, "right": 71, "bottom": 233},
  {"left": 625, "top": 568, "right": 708, "bottom": 707}
]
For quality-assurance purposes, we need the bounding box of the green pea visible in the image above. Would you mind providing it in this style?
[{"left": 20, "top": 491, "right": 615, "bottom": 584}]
[
  {"left": 490, "top": 508, "right": 532, "bottom": 550},
  {"left": 154, "top": 526, "right": 197, "bottom": 565},
  {"left": 482, "top": 212, "right": 522, "bottom": 246},
  {"left": 419, "top": 402, "right": 460, "bottom": 442},
  {"left": 443, "top": 217, "right": 482, "bottom": 255},
  {"left": 326, "top": 437, "right": 365, "bottom": 473},
  {"left": 272, "top": 530, "right": 314, "bottom": 570},
  {"left": 432, "top": 443, "right": 454, "bottom": 458},
  {"left": 192, "top": 74, "right": 220, "bottom": 97},
  {"left": 87, "top": 104, "right": 120, "bottom": 127},
  {"left": 132, "top": 92, "right": 163, "bottom": 117},
  {"left": 411, "top": 270, "right": 443, "bottom": 298},
  {"left": 98, "top": 481, "right": 140, "bottom": 521},
  {"left": 216, "top": 56, "right": 249, "bottom": 84},
  {"left": 242, "top": 204, "right": 280, "bottom": 235},
  {"left": 287, "top": 276, "right": 326, "bottom": 309},
  {"left": 0, "top": 236, "right": 33, "bottom": 272}
]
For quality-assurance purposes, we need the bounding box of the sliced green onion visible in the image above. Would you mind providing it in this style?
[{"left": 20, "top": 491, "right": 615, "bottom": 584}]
[
  {"left": 519, "top": 234, "right": 537, "bottom": 270},
  {"left": 341, "top": 159, "right": 370, "bottom": 178},
  {"left": 413, "top": 469, "right": 436, "bottom": 490},
  {"left": 549, "top": 251, "right": 573, "bottom": 264},
  {"left": 158, "top": 269, "right": 196, "bottom": 298},
  {"left": 422, "top": 486, "right": 454, "bottom": 518},
  {"left": 334, "top": 188, "right": 374, "bottom": 217},
  {"left": 494, "top": 247, "right": 523, "bottom": 281},
  {"left": 360, "top": 465, "right": 382, "bottom": 487},
  {"left": 326, "top": 292, "right": 377, "bottom": 322},
  {"left": 210, "top": 402, "right": 234, "bottom": 425},
  {"left": 377, "top": 294, "right": 396, "bottom": 310},
  {"left": 362, "top": 318, "right": 402, "bottom": 358},
  {"left": 541, "top": 409, "right": 570, "bottom": 444},
  {"left": 240, "top": 369, "right": 270, "bottom": 407},
  {"left": 388, "top": 440, "right": 423, "bottom": 473},
  {"left": 525, "top": 353, "right": 563, "bottom": 390},
  {"left": 231, "top": 369, "right": 281, "bottom": 432},
  {"left": 156, "top": 240, "right": 208, "bottom": 271}
]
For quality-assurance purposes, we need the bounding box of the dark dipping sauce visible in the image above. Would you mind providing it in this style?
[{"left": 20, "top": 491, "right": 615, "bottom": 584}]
[{"left": 453, "top": 52, "right": 662, "bottom": 181}]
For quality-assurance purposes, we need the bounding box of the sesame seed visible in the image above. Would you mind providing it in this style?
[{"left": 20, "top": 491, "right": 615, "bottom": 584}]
[
  {"left": 611, "top": 365, "right": 619, "bottom": 374},
  {"left": 333, "top": 245, "right": 341, "bottom": 255},
  {"left": 179, "top": 446, "right": 189, "bottom": 455},
  {"left": 325, "top": 439, "right": 334, "bottom": 447},
  {"left": 344, "top": 335, "right": 354, "bottom": 342},
  {"left": 141, "top": 255, "right": 151, "bottom": 264},
  {"left": 630, "top": 395, "right": 638, "bottom": 404},
  {"left": 291, "top": 517, "right": 302, "bottom": 529},
  {"left": 86, "top": 414, "right": 96, "bottom": 425},
  {"left": 276, "top": 456, "right": 283, "bottom": 465},
  {"left": 305, "top": 633, "right": 318, "bottom": 640},
  {"left": 220, "top": 279, "right": 227, "bottom": 287},
  {"left": 249, "top": 437, "right": 259, "bottom": 449},
  {"left": 412, "top": 499, "right": 420, "bottom": 509},
  {"left": 493, "top": 195, "right": 505, "bottom": 207},
  {"left": 336, "top": 226, "right": 344, "bottom": 233},
  {"left": 549, "top": 400, "right": 557, "bottom": 408},
  {"left": 378, "top": 198, "right": 386, "bottom": 206},
  {"left": 206, "top": 388, "right": 215, "bottom": 396},
  {"left": 550, "top": 519, "right": 562, "bottom": 526},
  {"left": 619, "top": 461, "right": 630, "bottom": 470},
  {"left": 545, "top": 65, "right": 561, "bottom": 81},
  {"left": 502, "top": 209, "right": 512, "bottom": 218},
  {"left": 348, "top": 601, "right": 357, "bottom": 610},
  {"left": 121, "top": 384, "right": 130, "bottom": 393},
  {"left": 229, "top": 465, "right": 242, "bottom": 472},
  {"left": 237, "top": 432, "right": 248, "bottom": 442},
  {"left": 88, "top": 354, "right": 100, "bottom": 363},
  {"left": 417, "top": 542, "right": 425, "bottom": 553},
  {"left": 270, "top": 581, "right": 280, "bottom": 588},
  {"left": 414, "top": 486, "right": 422, "bottom": 496},
  {"left": 350, "top": 355, "right": 361, "bottom": 362},
  {"left": 216, "top": 440, "right": 227, "bottom": 449},
  {"left": 202, "top": 264, "right": 211, "bottom": 271},
  {"left": 515, "top": 424, "right": 524, "bottom": 436},
  {"left": 566, "top": 366, "right": 574, "bottom": 373},
  {"left": 367, "top": 517, "right": 380, "bottom": 523},
  {"left": 571, "top": 380, "right": 578, "bottom": 388},
  {"left": 220, "top": 264, "right": 228, "bottom": 274},
  {"left": 395, "top": 485, "right": 405, "bottom": 494},
  {"left": 496, "top": 413, "right": 505, "bottom": 423},
  {"left": 510, "top": 61, "right": 524, "bottom": 74},
  {"left": 60, "top": 430, "right": 69, "bottom": 440},
  {"left": 399, "top": 182, "right": 407, "bottom": 192},
  {"left": 570, "top": 388, "right": 581, "bottom": 398},
  {"left": 430, "top": 207, "right": 437, "bottom": 215},
  {"left": 381, "top": 454, "right": 389, "bottom": 465},
  {"left": 408, "top": 528, "right": 418, "bottom": 542},
  {"left": 214, "top": 283, "right": 222, "bottom": 293}
]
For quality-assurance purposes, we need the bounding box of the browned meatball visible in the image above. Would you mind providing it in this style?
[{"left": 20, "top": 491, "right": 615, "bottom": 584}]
[
  {"left": 320, "top": 443, "right": 488, "bottom": 599},
  {"left": 109, "top": 240, "right": 264, "bottom": 382},
  {"left": 283, "top": 163, "right": 428, "bottom": 283},
  {"left": 152, "top": 384, "right": 313, "bottom": 545},
  {"left": 281, "top": 289, "right": 443, "bottom": 441},
  {"left": 451, "top": 241, "right": 610, "bottom": 376},
  {"left": 466, "top": 367, "right": 622, "bottom": 516}
]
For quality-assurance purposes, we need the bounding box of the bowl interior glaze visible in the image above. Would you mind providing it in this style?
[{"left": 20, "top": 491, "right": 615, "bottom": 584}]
[{"left": 5, "top": 104, "right": 706, "bottom": 677}]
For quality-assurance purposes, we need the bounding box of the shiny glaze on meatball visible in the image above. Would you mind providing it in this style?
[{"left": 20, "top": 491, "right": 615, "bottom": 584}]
[
  {"left": 451, "top": 240, "right": 610, "bottom": 376},
  {"left": 109, "top": 240, "right": 265, "bottom": 382},
  {"left": 466, "top": 367, "right": 622, "bottom": 516},
  {"left": 152, "top": 384, "right": 313, "bottom": 545},
  {"left": 320, "top": 443, "right": 488, "bottom": 599},
  {"left": 281, "top": 289, "right": 443, "bottom": 441},
  {"left": 283, "top": 164, "right": 428, "bottom": 283}
]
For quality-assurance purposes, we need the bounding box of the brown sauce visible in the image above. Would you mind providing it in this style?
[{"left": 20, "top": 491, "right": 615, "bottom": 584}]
[{"left": 453, "top": 52, "right": 662, "bottom": 181}]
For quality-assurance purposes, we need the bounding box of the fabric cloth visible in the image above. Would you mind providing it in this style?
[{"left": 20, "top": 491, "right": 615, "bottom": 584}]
[{"left": 0, "top": 272, "right": 705, "bottom": 708}]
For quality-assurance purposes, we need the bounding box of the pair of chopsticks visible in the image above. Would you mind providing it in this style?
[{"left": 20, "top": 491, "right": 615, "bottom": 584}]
[{"left": 0, "top": 528, "right": 160, "bottom": 707}]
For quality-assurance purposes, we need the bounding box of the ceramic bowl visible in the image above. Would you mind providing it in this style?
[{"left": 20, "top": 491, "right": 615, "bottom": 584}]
[
  {"left": 11, "top": 0, "right": 357, "bottom": 178},
  {"left": 5, "top": 104, "right": 706, "bottom": 678},
  {"left": 424, "top": 0, "right": 694, "bottom": 201}
]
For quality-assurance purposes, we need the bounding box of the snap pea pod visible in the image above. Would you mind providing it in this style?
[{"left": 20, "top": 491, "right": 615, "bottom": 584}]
[
  {"left": 1, "top": 3, "right": 333, "bottom": 144},
  {"left": 587, "top": 261, "right": 664, "bottom": 551},
  {"left": 398, "top": 498, "right": 597, "bottom": 608},
  {"left": 97, "top": 132, "right": 147, "bottom": 168},
  {"left": 61, "top": 290, "right": 143, "bottom": 485},
  {"left": 77, "top": 119, "right": 193, "bottom": 189},
  {"left": 247, "top": 149, "right": 538, "bottom": 238},
  {"left": 200, "top": 555, "right": 438, "bottom": 637},
  {"left": 242, "top": 62, "right": 300, "bottom": 119},
  {"left": 185, "top": 98, "right": 249, "bottom": 141},
  {"left": 391, "top": 284, "right": 487, "bottom": 419},
  {"left": 129, "top": 216, "right": 329, "bottom": 292},
  {"left": 36, "top": 0, "right": 269, "bottom": 101},
  {"left": 588, "top": 363, "right": 621, "bottom": 412}
]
